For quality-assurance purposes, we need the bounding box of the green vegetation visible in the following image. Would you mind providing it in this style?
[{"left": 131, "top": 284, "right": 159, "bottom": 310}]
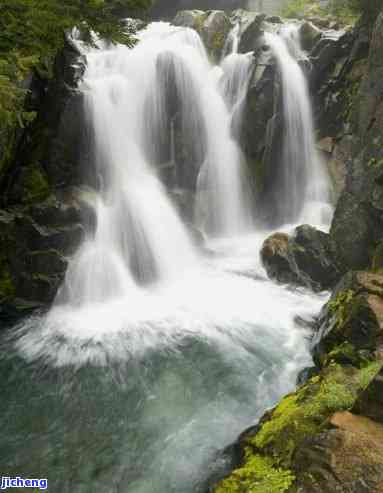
[
  {"left": 281, "top": 0, "right": 380, "bottom": 25},
  {"left": 0, "top": 0, "right": 151, "bottom": 170},
  {"left": 215, "top": 454, "right": 295, "bottom": 493}
]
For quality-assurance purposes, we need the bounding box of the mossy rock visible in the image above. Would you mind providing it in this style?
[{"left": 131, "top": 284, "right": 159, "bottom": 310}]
[
  {"left": 214, "top": 360, "right": 383, "bottom": 492},
  {"left": 315, "top": 271, "right": 383, "bottom": 364}
]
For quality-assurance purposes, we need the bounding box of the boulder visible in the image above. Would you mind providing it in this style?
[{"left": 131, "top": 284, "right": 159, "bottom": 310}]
[
  {"left": 261, "top": 225, "right": 342, "bottom": 291},
  {"left": 260, "top": 232, "right": 298, "bottom": 284}
]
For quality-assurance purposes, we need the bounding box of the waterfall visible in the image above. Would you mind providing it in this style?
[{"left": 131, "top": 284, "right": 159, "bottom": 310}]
[
  {"left": 264, "top": 27, "right": 331, "bottom": 227},
  {"left": 59, "top": 24, "right": 204, "bottom": 306},
  {"left": 2, "top": 19, "right": 332, "bottom": 493}
]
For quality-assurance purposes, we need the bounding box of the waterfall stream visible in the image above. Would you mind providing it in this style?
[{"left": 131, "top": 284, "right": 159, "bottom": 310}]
[
  {"left": 0, "top": 20, "right": 332, "bottom": 493},
  {"left": 265, "top": 27, "right": 332, "bottom": 226}
]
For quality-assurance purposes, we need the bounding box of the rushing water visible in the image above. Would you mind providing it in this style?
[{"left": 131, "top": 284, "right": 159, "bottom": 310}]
[{"left": 0, "top": 21, "right": 331, "bottom": 493}]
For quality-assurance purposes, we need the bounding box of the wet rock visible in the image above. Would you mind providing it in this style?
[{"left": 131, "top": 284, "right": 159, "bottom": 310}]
[
  {"left": 260, "top": 232, "right": 298, "bottom": 284},
  {"left": 261, "top": 225, "right": 341, "bottom": 291}
]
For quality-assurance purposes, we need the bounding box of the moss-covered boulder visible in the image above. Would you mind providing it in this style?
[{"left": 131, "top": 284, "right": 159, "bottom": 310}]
[{"left": 314, "top": 271, "right": 383, "bottom": 364}]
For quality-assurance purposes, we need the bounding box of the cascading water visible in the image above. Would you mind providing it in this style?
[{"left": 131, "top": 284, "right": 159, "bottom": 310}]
[
  {"left": 265, "top": 26, "right": 332, "bottom": 227},
  {"left": 0, "top": 20, "right": 331, "bottom": 493},
  {"left": 220, "top": 23, "right": 253, "bottom": 129}
]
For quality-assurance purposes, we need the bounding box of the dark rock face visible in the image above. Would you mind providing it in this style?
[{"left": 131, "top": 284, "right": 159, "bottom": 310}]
[
  {"left": 313, "top": 13, "right": 383, "bottom": 273},
  {"left": 0, "top": 34, "right": 89, "bottom": 318},
  {"left": 261, "top": 225, "right": 342, "bottom": 291},
  {"left": 0, "top": 194, "right": 85, "bottom": 310}
]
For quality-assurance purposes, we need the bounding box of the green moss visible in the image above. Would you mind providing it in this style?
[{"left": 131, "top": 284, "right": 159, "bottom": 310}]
[
  {"left": 252, "top": 361, "right": 381, "bottom": 461},
  {"left": 215, "top": 454, "right": 295, "bottom": 493}
]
